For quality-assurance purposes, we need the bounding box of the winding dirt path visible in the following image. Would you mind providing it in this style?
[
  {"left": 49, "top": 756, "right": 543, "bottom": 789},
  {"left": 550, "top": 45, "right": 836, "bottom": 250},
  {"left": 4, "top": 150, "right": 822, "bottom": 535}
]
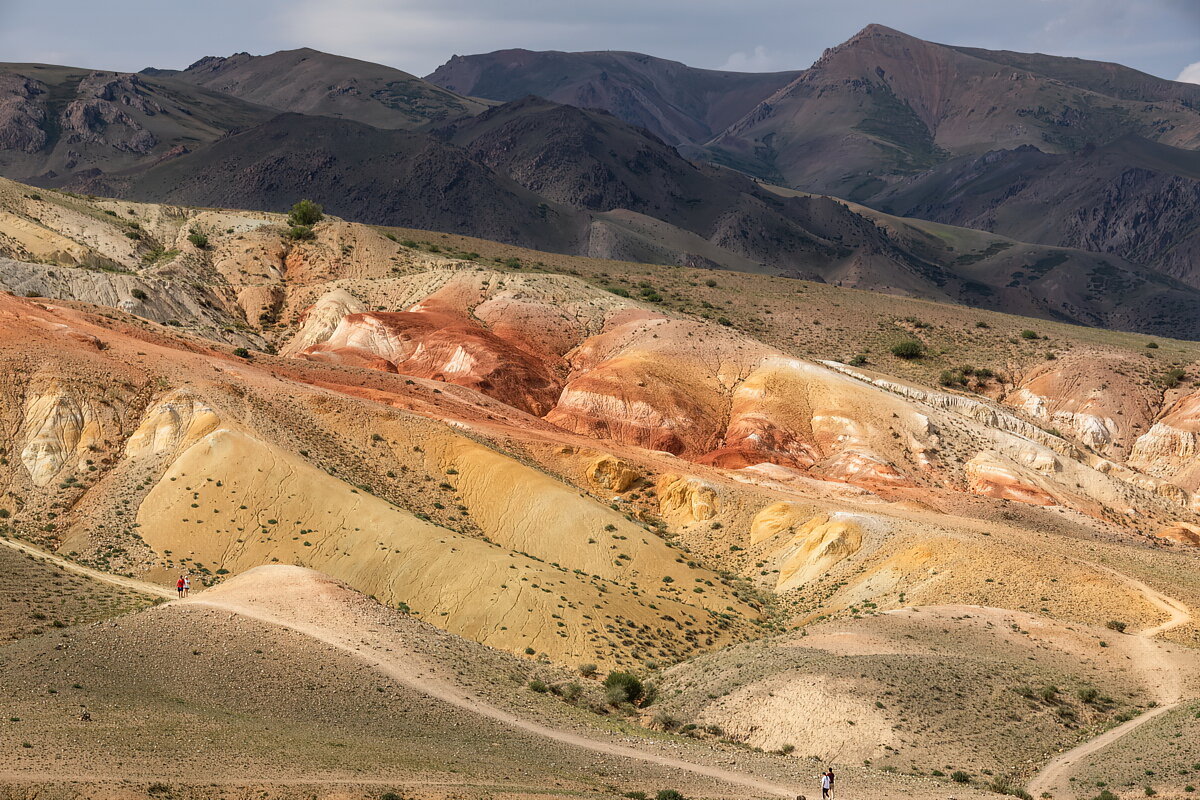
[
  {"left": 0, "top": 536, "right": 174, "bottom": 598},
  {"left": 1026, "top": 565, "right": 1192, "bottom": 799},
  {"left": 182, "top": 593, "right": 798, "bottom": 799}
]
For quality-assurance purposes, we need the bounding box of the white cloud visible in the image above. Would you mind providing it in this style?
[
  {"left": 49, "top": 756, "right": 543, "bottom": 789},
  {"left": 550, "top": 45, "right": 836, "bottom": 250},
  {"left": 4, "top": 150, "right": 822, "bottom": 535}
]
[
  {"left": 720, "top": 45, "right": 777, "bottom": 72},
  {"left": 1178, "top": 61, "right": 1200, "bottom": 84}
]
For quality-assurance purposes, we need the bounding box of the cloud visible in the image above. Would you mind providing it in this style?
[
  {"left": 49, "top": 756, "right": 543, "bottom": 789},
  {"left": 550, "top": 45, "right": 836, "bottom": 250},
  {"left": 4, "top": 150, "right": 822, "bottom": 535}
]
[
  {"left": 1178, "top": 61, "right": 1200, "bottom": 84},
  {"left": 720, "top": 46, "right": 777, "bottom": 72}
]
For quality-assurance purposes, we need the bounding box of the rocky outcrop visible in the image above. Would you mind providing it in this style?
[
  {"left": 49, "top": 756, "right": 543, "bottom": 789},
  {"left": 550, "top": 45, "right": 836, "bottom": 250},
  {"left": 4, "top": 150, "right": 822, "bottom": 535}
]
[
  {"left": 0, "top": 75, "right": 48, "bottom": 153},
  {"left": 1129, "top": 391, "right": 1200, "bottom": 489},
  {"left": 965, "top": 452, "right": 1058, "bottom": 506},
  {"left": 824, "top": 361, "right": 1080, "bottom": 458},
  {"left": 19, "top": 383, "right": 104, "bottom": 486},
  {"left": 584, "top": 455, "right": 641, "bottom": 493},
  {"left": 1157, "top": 522, "right": 1200, "bottom": 547},
  {"left": 58, "top": 73, "right": 160, "bottom": 154},
  {"left": 774, "top": 513, "right": 864, "bottom": 591},
  {"left": 125, "top": 391, "right": 220, "bottom": 459},
  {"left": 749, "top": 501, "right": 808, "bottom": 546},
  {"left": 658, "top": 474, "right": 719, "bottom": 523},
  {"left": 299, "top": 304, "right": 563, "bottom": 415}
]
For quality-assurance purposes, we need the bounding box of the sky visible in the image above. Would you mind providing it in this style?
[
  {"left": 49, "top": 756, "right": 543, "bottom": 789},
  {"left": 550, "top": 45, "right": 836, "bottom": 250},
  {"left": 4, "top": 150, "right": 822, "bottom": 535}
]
[{"left": 1, "top": 0, "right": 1198, "bottom": 83}]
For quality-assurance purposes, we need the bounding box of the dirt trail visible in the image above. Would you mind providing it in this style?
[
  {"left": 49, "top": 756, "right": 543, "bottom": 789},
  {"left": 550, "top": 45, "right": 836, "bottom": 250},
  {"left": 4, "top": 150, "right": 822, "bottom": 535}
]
[
  {"left": 181, "top": 593, "right": 798, "bottom": 799},
  {"left": 1026, "top": 564, "right": 1193, "bottom": 799},
  {"left": 0, "top": 536, "right": 174, "bottom": 599}
]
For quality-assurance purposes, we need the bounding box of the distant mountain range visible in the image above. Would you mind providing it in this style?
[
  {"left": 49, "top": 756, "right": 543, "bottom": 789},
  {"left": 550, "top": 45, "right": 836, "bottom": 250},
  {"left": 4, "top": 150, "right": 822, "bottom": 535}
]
[{"left": 0, "top": 25, "right": 1198, "bottom": 334}]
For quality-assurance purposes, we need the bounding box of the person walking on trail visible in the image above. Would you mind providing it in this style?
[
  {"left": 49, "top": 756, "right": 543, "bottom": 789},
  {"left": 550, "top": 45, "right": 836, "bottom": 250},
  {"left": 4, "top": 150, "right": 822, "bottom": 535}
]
[
  {"left": 176, "top": 575, "right": 185, "bottom": 598},
  {"left": 183, "top": 575, "right": 191, "bottom": 597},
  {"left": 827, "top": 768, "right": 836, "bottom": 799},
  {"left": 821, "top": 769, "right": 833, "bottom": 800}
]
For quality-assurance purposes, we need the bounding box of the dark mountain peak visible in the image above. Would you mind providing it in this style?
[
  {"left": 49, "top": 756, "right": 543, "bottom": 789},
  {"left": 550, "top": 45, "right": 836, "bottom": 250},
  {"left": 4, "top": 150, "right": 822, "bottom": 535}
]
[
  {"left": 165, "top": 47, "right": 487, "bottom": 130},
  {"left": 425, "top": 49, "right": 798, "bottom": 146},
  {"left": 183, "top": 52, "right": 253, "bottom": 72}
]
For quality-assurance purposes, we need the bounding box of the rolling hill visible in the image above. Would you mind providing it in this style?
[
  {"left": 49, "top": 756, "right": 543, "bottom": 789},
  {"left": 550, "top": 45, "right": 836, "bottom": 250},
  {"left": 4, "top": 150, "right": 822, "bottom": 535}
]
[{"left": 0, "top": 180, "right": 1199, "bottom": 798}]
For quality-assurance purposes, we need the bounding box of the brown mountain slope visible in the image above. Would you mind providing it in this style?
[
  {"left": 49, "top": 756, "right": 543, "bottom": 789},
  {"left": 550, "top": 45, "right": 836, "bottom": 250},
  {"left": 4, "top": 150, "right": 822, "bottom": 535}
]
[
  {"left": 873, "top": 135, "right": 1200, "bottom": 288},
  {"left": 95, "top": 112, "right": 588, "bottom": 253},
  {"left": 426, "top": 49, "right": 798, "bottom": 146},
  {"left": 154, "top": 47, "right": 493, "bottom": 129},
  {"left": 433, "top": 97, "right": 1200, "bottom": 336},
  {"left": 0, "top": 62, "right": 274, "bottom": 185},
  {"left": 707, "top": 24, "right": 1200, "bottom": 199}
]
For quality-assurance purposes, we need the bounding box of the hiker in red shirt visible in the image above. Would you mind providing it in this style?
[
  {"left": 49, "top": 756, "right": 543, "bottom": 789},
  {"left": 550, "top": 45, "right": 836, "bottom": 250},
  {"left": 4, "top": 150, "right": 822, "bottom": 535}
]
[{"left": 176, "top": 575, "right": 185, "bottom": 598}]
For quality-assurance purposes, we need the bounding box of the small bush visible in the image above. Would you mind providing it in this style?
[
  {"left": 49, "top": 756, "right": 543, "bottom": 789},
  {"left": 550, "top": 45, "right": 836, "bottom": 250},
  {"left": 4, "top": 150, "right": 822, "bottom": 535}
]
[
  {"left": 653, "top": 711, "right": 681, "bottom": 731},
  {"left": 578, "top": 663, "right": 598, "bottom": 678},
  {"left": 187, "top": 230, "right": 209, "bottom": 249},
  {"left": 1146, "top": 341, "right": 1159, "bottom": 348},
  {"left": 989, "top": 775, "right": 1032, "bottom": 800},
  {"left": 891, "top": 340, "right": 924, "bottom": 359},
  {"left": 288, "top": 199, "right": 324, "bottom": 227},
  {"left": 131, "top": 288, "right": 148, "bottom": 301},
  {"left": 232, "top": 347, "right": 250, "bottom": 359},
  {"left": 604, "top": 671, "right": 644, "bottom": 705},
  {"left": 1163, "top": 368, "right": 1187, "bottom": 389},
  {"left": 285, "top": 225, "right": 316, "bottom": 241},
  {"left": 656, "top": 791, "right": 685, "bottom": 800},
  {"left": 1021, "top": 329, "right": 1040, "bottom": 340},
  {"left": 951, "top": 771, "right": 971, "bottom": 784},
  {"left": 1106, "top": 620, "right": 1128, "bottom": 633},
  {"left": 1077, "top": 687, "right": 1099, "bottom": 703},
  {"left": 528, "top": 679, "right": 549, "bottom": 693},
  {"left": 849, "top": 354, "right": 868, "bottom": 366}
]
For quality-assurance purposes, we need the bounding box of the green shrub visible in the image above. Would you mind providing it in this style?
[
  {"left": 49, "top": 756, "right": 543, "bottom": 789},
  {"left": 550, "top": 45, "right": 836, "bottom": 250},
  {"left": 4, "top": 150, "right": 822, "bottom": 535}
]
[
  {"left": 951, "top": 771, "right": 971, "bottom": 784},
  {"left": 578, "top": 663, "right": 598, "bottom": 678},
  {"left": 187, "top": 230, "right": 209, "bottom": 249},
  {"left": 655, "top": 791, "right": 685, "bottom": 800},
  {"left": 232, "top": 347, "right": 250, "bottom": 359},
  {"left": 989, "top": 775, "right": 1032, "bottom": 800},
  {"left": 1020, "top": 329, "right": 1040, "bottom": 340},
  {"left": 131, "top": 288, "right": 148, "bottom": 301},
  {"left": 528, "top": 679, "right": 549, "bottom": 693},
  {"left": 1106, "top": 620, "right": 1128, "bottom": 633},
  {"left": 285, "top": 225, "right": 316, "bottom": 241},
  {"left": 891, "top": 340, "right": 924, "bottom": 359},
  {"left": 1146, "top": 341, "right": 1159, "bottom": 348},
  {"left": 653, "top": 711, "right": 681, "bottom": 730},
  {"left": 1077, "top": 687, "right": 1099, "bottom": 703},
  {"left": 1163, "top": 368, "right": 1187, "bottom": 389},
  {"left": 602, "top": 671, "right": 644, "bottom": 706},
  {"left": 287, "top": 199, "right": 323, "bottom": 227},
  {"left": 849, "top": 354, "right": 867, "bottom": 366}
]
